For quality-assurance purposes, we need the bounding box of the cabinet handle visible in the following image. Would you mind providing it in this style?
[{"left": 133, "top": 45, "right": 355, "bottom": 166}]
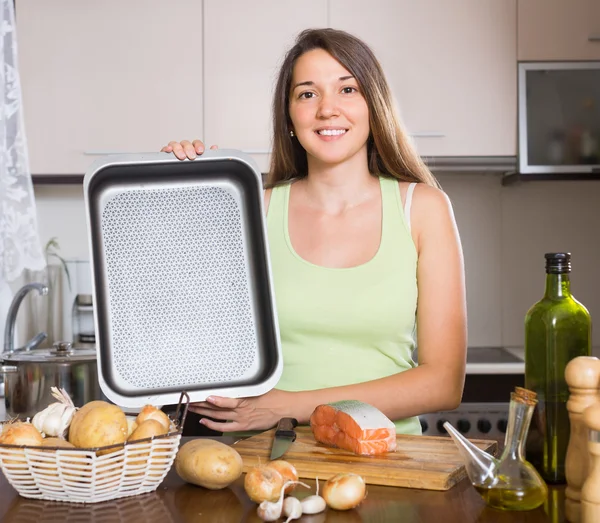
[
  {"left": 83, "top": 150, "right": 137, "bottom": 155},
  {"left": 409, "top": 132, "right": 446, "bottom": 138},
  {"left": 241, "top": 149, "right": 271, "bottom": 154},
  {"left": 589, "top": 35, "right": 600, "bottom": 42}
]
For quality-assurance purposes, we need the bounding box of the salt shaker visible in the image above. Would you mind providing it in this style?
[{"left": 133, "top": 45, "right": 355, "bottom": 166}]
[
  {"left": 565, "top": 356, "right": 600, "bottom": 523},
  {"left": 581, "top": 402, "right": 600, "bottom": 523}
]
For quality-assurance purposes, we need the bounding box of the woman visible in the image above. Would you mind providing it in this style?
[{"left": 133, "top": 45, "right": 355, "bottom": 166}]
[{"left": 162, "top": 28, "right": 467, "bottom": 435}]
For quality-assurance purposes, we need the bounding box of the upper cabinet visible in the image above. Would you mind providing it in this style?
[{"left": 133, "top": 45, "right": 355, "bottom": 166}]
[
  {"left": 330, "top": 0, "right": 518, "bottom": 157},
  {"left": 16, "top": 0, "right": 522, "bottom": 176},
  {"left": 518, "top": 0, "right": 600, "bottom": 61},
  {"left": 16, "top": 0, "right": 204, "bottom": 175},
  {"left": 202, "top": 0, "right": 327, "bottom": 172}
]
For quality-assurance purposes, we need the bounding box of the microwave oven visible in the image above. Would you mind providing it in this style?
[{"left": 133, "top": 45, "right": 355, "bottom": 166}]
[{"left": 518, "top": 61, "right": 600, "bottom": 175}]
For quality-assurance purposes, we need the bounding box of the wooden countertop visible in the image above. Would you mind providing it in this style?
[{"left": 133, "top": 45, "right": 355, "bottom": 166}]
[{"left": 0, "top": 437, "right": 566, "bottom": 523}]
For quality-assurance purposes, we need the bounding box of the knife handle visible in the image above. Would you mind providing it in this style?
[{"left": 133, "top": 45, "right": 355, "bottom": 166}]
[{"left": 277, "top": 417, "right": 298, "bottom": 438}]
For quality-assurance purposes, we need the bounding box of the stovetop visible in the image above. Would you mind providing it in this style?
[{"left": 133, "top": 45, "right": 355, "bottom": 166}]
[
  {"left": 466, "top": 347, "right": 523, "bottom": 364},
  {"left": 413, "top": 346, "right": 525, "bottom": 375}
]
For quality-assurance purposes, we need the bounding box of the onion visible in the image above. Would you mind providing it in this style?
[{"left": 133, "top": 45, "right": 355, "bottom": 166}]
[
  {"left": 244, "top": 465, "right": 284, "bottom": 503},
  {"left": 0, "top": 422, "right": 44, "bottom": 446},
  {"left": 322, "top": 473, "right": 367, "bottom": 510},
  {"left": 267, "top": 460, "right": 298, "bottom": 494},
  {"left": 128, "top": 419, "right": 167, "bottom": 442},
  {"left": 0, "top": 422, "right": 44, "bottom": 467},
  {"left": 136, "top": 405, "right": 171, "bottom": 432}
]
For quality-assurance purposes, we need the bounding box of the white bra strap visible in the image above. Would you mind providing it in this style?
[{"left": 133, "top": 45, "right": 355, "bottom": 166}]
[{"left": 404, "top": 183, "right": 416, "bottom": 233}]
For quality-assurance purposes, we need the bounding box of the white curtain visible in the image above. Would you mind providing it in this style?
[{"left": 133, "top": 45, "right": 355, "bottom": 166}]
[{"left": 0, "top": 0, "right": 45, "bottom": 345}]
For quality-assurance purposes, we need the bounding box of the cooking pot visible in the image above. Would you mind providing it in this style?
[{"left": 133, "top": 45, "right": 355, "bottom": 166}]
[{"left": 1, "top": 341, "right": 104, "bottom": 418}]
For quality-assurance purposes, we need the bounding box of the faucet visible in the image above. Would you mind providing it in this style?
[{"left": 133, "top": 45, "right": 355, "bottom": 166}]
[{"left": 3, "top": 282, "right": 49, "bottom": 354}]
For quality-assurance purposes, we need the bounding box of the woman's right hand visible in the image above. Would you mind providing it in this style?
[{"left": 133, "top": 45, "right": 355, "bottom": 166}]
[{"left": 160, "top": 139, "right": 217, "bottom": 160}]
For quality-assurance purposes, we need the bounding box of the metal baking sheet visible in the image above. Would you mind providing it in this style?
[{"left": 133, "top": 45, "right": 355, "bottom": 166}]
[{"left": 83, "top": 150, "right": 282, "bottom": 408}]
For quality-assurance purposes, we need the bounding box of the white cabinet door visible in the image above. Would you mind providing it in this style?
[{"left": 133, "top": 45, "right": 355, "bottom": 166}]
[
  {"left": 518, "top": 0, "right": 600, "bottom": 60},
  {"left": 16, "top": 0, "right": 204, "bottom": 174},
  {"left": 203, "top": 0, "right": 327, "bottom": 172},
  {"left": 330, "top": 0, "right": 517, "bottom": 157}
]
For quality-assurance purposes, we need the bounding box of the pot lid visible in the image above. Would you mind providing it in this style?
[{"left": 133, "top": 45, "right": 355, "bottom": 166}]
[{"left": 1, "top": 341, "right": 97, "bottom": 363}]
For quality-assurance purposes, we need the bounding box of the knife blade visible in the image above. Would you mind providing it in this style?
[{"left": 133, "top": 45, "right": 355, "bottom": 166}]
[{"left": 270, "top": 417, "right": 298, "bottom": 460}]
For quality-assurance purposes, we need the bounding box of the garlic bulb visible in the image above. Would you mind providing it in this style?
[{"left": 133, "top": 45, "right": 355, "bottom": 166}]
[{"left": 32, "top": 387, "right": 77, "bottom": 438}]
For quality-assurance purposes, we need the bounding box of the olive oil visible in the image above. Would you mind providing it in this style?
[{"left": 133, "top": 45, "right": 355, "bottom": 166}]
[
  {"left": 474, "top": 484, "right": 548, "bottom": 511},
  {"left": 525, "top": 253, "right": 592, "bottom": 483},
  {"left": 446, "top": 389, "right": 548, "bottom": 511}
]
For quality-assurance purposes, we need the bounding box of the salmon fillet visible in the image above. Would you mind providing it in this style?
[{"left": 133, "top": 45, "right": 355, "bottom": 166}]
[{"left": 309, "top": 400, "right": 397, "bottom": 456}]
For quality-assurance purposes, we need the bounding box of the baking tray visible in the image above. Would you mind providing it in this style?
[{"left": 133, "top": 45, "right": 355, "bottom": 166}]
[{"left": 83, "top": 150, "right": 282, "bottom": 407}]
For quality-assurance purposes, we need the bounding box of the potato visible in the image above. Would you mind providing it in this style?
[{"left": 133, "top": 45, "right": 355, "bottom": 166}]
[
  {"left": 68, "top": 400, "right": 108, "bottom": 438},
  {"left": 68, "top": 401, "right": 128, "bottom": 455},
  {"left": 40, "top": 437, "right": 75, "bottom": 448},
  {"left": 175, "top": 439, "right": 243, "bottom": 490},
  {"left": 36, "top": 438, "right": 78, "bottom": 480},
  {"left": 126, "top": 417, "right": 138, "bottom": 438}
]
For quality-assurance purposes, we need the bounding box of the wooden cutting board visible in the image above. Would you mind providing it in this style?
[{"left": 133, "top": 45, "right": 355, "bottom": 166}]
[{"left": 232, "top": 427, "right": 497, "bottom": 491}]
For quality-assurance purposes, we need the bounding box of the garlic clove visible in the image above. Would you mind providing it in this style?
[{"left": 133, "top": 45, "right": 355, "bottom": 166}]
[
  {"left": 256, "top": 480, "right": 310, "bottom": 522},
  {"left": 32, "top": 408, "right": 49, "bottom": 435},
  {"left": 61, "top": 405, "right": 76, "bottom": 428},
  {"left": 42, "top": 412, "right": 63, "bottom": 437},
  {"left": 300, "top": 495, "right": 327, "bottom": 515},
  {"left": 283, "top": 496, "right": 303, "bottom": 522},
  {"left": 256, "top": 500, "right": 282, "bottom": 522}
]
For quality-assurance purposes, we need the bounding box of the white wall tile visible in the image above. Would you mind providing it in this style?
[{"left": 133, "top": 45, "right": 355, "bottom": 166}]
[
  {"left": 437, "top": 173, "right": 503, "bottom": 347},
  {"left": 33, "top": 186, "right": 90, "bottom": 260},
  {"left": 501, "top": 179, "right": 600, "bottom": 347}
]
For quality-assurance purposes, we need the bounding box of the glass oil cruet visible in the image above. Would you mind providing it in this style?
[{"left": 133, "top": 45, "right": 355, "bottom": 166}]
[{"left": 444, "top": 387, "right": 548, "bottom": 511}]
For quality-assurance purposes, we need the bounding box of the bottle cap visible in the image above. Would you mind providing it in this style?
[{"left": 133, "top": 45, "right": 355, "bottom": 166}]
[{"left": 545, "top": 252, "right": 571, "bottom": 274}]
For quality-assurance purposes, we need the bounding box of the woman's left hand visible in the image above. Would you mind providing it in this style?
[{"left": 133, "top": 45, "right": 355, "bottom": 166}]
[{"left": 188, "top": 389, "right": 292, "bottom": 432}]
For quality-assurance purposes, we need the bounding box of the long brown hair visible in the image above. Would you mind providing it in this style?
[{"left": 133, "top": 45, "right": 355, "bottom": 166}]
[{"left": 267, "top": 28, "right": 439, "bottom": 189}]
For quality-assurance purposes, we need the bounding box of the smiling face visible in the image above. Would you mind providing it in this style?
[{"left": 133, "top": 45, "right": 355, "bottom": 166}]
[{"left": 288, "top": 49, "right": 370, "bottom": 170}]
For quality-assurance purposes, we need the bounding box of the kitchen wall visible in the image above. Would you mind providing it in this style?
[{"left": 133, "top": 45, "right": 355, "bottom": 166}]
[
  {"left": 441, "top": 173, "right": 600, "bottom": 350},
  {"left": 7, "top": 0, "right": 600, "bottom": 352},
  {"left": 14, "top": 173, "right": 600, "bottom": 350}
]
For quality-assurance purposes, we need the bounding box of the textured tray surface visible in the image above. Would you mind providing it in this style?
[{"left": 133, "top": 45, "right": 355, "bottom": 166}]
[{"left": 84, "top": 152, "right": 282, "bottom": 406}]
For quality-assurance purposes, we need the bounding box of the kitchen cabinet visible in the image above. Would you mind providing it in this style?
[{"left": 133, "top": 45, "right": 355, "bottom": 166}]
[
  {"left": 330, "top": 0, "right": 518, "bottom": 157},
  {"left": 16, "top": 0, "right": 204, "bottom": 175},
  {"left": 518, "top": 0, "right": 600, "bottom": 61},
  {"left": 202, "top": 0, "right": 327, "bottom": 172}
]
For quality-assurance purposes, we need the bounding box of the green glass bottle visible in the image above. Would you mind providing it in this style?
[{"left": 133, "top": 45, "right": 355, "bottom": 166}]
[{"left": 525, "top": 252, "right": 592, "bottom": 484}]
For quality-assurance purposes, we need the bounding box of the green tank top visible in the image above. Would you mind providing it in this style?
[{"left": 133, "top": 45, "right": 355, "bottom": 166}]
[{"left": 268, "top": 176, "right": 421, "bottom": 435}]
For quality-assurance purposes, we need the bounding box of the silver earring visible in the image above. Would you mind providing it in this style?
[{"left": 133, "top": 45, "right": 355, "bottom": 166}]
[{"left": 289, "top": 130, "right": 295, "bottom": 137}]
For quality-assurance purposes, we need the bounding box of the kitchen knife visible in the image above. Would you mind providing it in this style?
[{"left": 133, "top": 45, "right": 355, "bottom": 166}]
[{"left": 270, "top": 417, "right": 298, "bottom": 460}]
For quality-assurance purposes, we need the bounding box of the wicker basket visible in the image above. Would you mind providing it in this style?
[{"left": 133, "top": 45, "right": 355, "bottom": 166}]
[
  {"left": 0, "top": 431, "right": 181, "bottom": 503},
  {"left": 0, "top": 393, "right": 189, "bottom": 503}
]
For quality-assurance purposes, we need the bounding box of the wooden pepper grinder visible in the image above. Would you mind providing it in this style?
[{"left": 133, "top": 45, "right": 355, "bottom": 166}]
[
  {"left": 581, "top": 402, "right": 600, "bottom": 523},
  {"left": 566, "top": 356, "right": 600, "bottom": 523}
]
